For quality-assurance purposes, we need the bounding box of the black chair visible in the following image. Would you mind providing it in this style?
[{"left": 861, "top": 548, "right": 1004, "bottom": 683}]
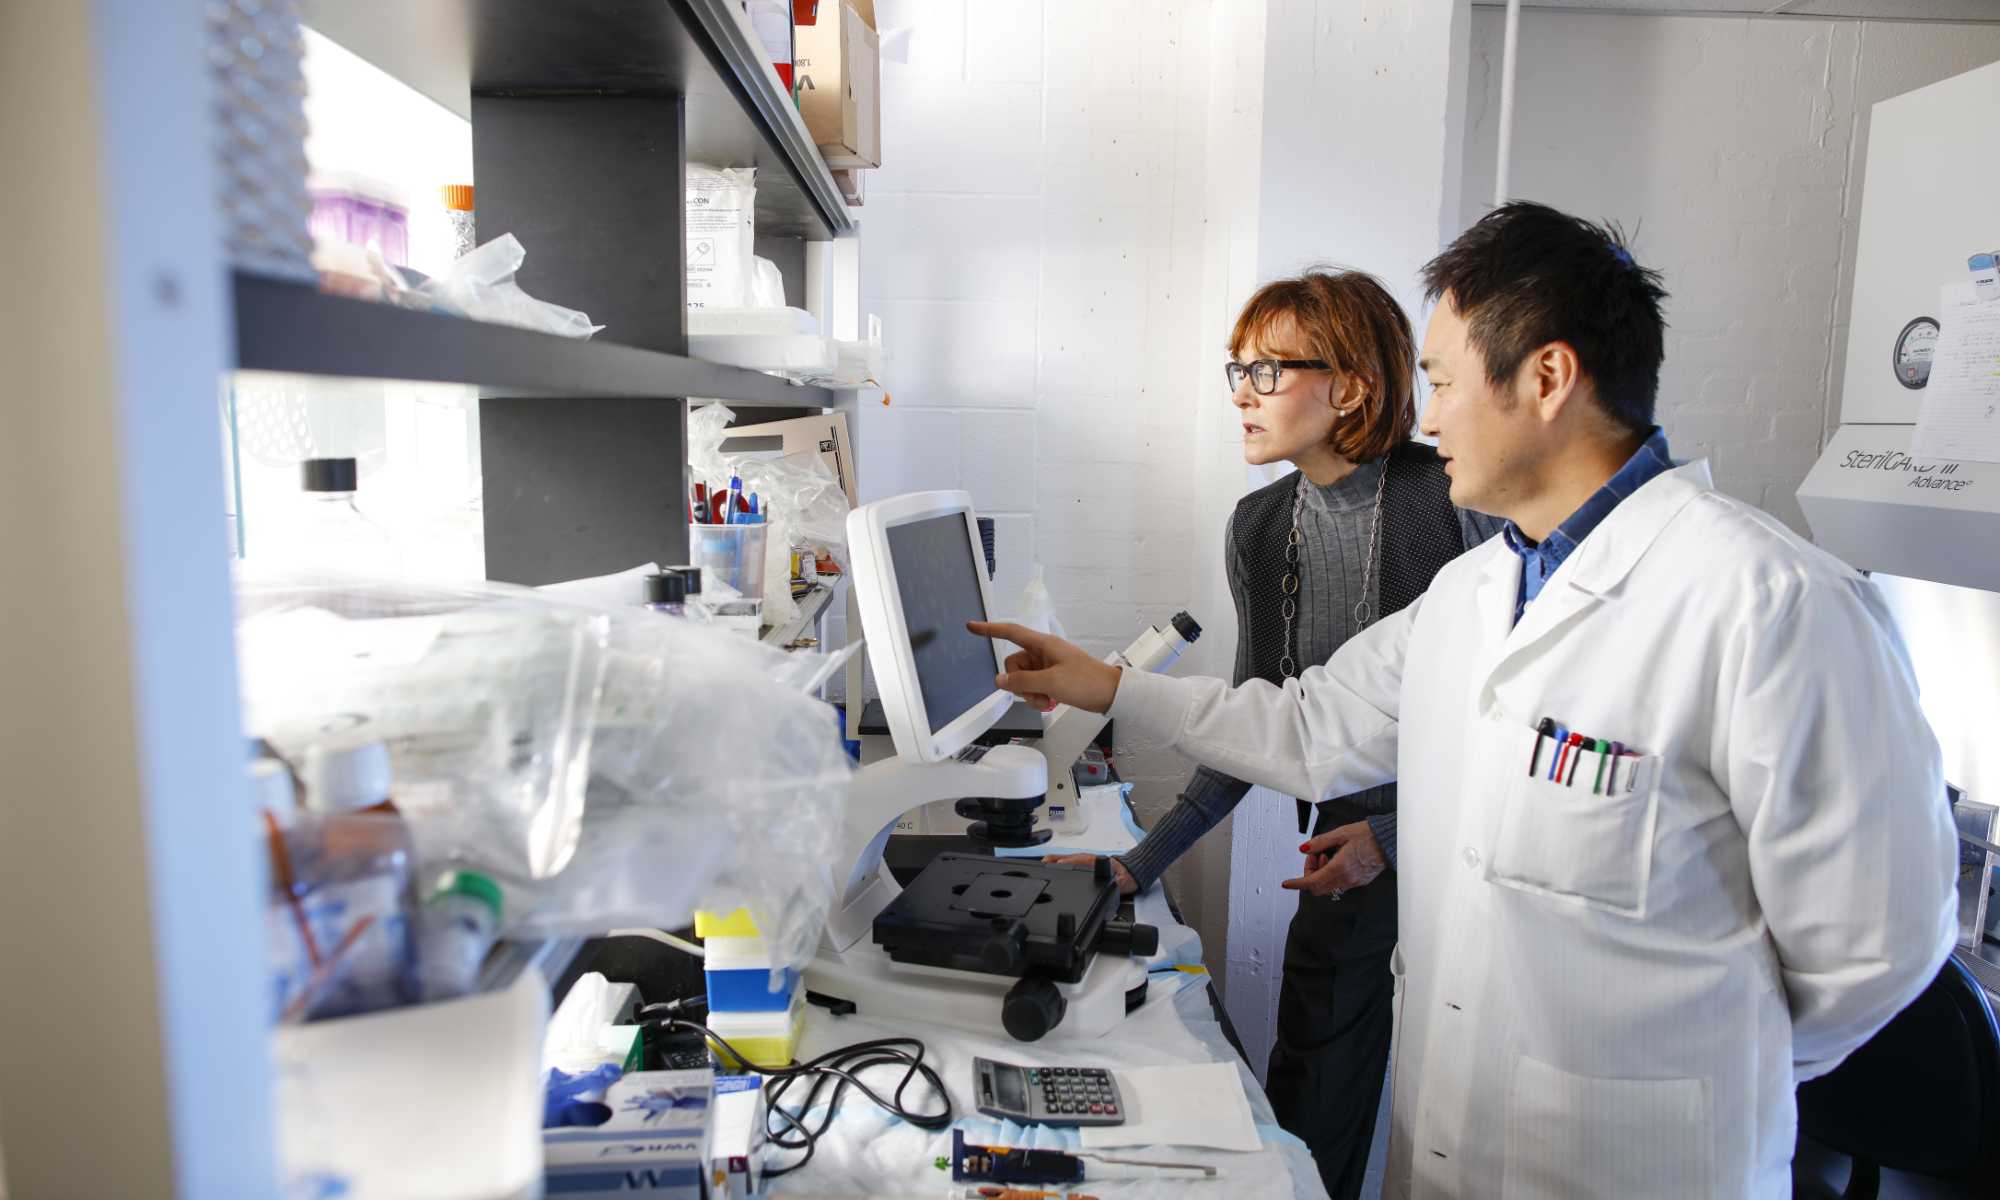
[{"left": 1794, "top": 954, "right": 2000, "bottom": 1198}]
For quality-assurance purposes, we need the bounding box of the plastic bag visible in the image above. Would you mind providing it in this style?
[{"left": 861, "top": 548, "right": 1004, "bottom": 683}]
[
  {"left": 750, "top": 254, "right": 787, "bottom": 308},
  {"left": 235, "top": 568, "right": 849, "bottom": 974},
  {"left": 688, "top": 402, "right": 854, "bottom": 626},
  {"left": 1015, "top": 562, "right": 1066, "bottom": 637},
  {"left": 414, "top": 233, "right": 603, "bottom": 338}
]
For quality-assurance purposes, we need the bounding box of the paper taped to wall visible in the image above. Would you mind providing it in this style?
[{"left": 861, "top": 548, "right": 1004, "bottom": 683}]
[{"left": 1911, "top": 282, "right": 2000, "bottom": 464}]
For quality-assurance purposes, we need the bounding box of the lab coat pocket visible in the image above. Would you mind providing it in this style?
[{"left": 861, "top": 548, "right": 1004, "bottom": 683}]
[
  {"left": 1487, "top": 748, "right": 1659, "bottom": 918},
  {"left": 1503, "top": 1053, "right": 1714, "bottom": 1200}
]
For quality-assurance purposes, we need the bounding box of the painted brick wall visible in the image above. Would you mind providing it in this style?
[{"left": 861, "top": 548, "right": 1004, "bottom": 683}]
[
  {"left": 1212, "top": 0, "right": 1476, "bottom": 1083},
  {"left": 856, "top": 0, "right": 1241, "bottom": 953},
  {"left": 855, "top": 1, "right": 1475, "bottom": 1074},
  {"left": 1459, "top": 10, "right": 2000, "bottom": 533}
]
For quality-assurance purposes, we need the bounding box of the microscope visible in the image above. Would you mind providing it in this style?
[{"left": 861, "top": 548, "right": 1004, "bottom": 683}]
[{"left": 806, "top": 492, "right": 1200, "bottom": 1042}]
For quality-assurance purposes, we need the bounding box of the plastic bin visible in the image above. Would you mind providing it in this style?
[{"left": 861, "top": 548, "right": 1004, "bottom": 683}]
[{"left": 689, "top": 524, "right": 768, "bottom": 612}]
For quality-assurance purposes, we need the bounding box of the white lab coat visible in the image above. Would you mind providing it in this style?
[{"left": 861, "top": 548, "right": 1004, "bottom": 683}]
[{"left": 1110, "top": 460, "right": 1958, "bottom": 1198}]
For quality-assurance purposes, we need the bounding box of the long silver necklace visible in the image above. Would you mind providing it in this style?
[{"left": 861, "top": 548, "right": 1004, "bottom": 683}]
[{"left": 1279, "top": 460, "right": 1388, "bottom": 679}]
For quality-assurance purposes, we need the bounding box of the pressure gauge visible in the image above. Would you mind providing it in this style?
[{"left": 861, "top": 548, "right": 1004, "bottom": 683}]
[{"left": 1893, "top": 316, "right": 1940, "bottom": 390}]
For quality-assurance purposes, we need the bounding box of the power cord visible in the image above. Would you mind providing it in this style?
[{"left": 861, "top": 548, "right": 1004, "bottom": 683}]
[{"left": 638, "top": 1007, "right": 953, "bottom": 1178}]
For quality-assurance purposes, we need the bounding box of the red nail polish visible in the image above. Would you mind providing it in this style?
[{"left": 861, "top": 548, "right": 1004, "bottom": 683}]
[{"left": 1298, "top": 842, "right": 1310, "bottom": 852}]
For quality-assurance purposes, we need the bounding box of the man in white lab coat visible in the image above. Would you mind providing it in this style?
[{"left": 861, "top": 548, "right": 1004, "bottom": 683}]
[{"left": 972, "top": 203, "right": 1960, "bottom": 1198}]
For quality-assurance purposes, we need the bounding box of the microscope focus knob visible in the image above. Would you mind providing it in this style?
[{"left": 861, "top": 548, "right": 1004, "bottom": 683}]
[
  {"left": 1097, "top": 918, "right": 1160, "bottom": 959},
  {"left": 1002, "top": 976, "right": 1067, "bottom": 1042},
  {"left": 979, "top": 920, "right": 1027, "bottom": 974}
]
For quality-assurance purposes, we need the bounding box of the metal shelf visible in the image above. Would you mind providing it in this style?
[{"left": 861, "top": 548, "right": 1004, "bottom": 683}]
[
  {"left": 233, "top": 271, "right": 834, "bottom": 406},
  {"left": 301, "top": 0, "right": 854, "bottom": 240},
  {"left": 761, "top": 579, "right": 838, "bottom": 648}
]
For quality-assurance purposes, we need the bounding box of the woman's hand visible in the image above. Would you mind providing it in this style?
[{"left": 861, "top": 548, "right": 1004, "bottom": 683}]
[
  {"left": 1045, "top": 852, "right": 1138, "bottom": 896},
  {"left": 1280, "top": 820, "right": 1388, "bottom": 898},
  {"left": 966, "top": 621, "right": 1122, "bottom": 714}
]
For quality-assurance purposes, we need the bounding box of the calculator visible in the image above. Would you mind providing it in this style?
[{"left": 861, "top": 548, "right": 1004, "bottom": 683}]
[{"left": 973, "top": 1057, "right": 1125, "bottom": 1127}]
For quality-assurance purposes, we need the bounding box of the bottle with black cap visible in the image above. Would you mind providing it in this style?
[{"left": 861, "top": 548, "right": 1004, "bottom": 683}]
[
  {"left": 262, "top": 456, "right": 399, "bottom": 577},
  {"left": 665, "top": 565, "right": 705, "bottom": 620},
  {"left": 642, "top": 570, "right": 688, "bottom": 617}
]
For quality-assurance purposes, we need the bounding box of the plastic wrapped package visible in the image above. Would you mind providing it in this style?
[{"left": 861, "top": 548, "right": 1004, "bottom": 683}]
[
  {"left": 687, "top": 402, "right": 854, "bottom": 626},
  {"left": 514, "top": 604, "right": 849, "bottom": 969},
  {"left": 686, "top": 165, "right": 757, "bottom": 310},
  {"left": 236, "top": 568, "right": 849, "bottom": 975}
]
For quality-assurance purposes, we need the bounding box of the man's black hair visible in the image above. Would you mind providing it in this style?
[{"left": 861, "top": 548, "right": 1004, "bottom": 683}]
[{"left": 1421, "top": 202, "right": 1668, "bottom": 434}]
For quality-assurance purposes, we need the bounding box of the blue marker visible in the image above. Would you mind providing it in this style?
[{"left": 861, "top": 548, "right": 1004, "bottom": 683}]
[{"left": 725, "top": 472, "right": 744, "bottom": 525}]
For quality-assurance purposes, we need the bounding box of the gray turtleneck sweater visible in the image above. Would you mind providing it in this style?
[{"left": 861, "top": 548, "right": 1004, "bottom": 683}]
[{"left": 1117, "top": 459, "right": 1500, "bottom": 891}]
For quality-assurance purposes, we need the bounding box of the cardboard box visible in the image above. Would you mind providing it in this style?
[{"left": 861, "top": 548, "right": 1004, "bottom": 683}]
[
  {"left": 718, "top": 410, "right": 858, "bottom": 508},
  {"left": 832, "top": 166, "right": 864, "bottom": 207},
  {"left": 543, "top": 1070, "right": 712, "bottom": 1198},
  {"left": 795, "top": 0, "right": 880, "bottom": 168}
]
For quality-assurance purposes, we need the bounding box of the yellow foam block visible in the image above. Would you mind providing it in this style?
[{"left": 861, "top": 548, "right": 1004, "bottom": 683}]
[
  {"left": 693, "top": 907, "right": 761, "bottom": 938},
  {"left": 710, "top": 1029, "right": 801, "bottom": 1071},
  {"left": 706, "top": 989, "right": 805, "bottom": 1070}
]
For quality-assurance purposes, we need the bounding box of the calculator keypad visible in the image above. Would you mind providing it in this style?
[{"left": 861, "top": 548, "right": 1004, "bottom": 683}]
[{"left": 1025, "top": 1066, "right": 1120, "bottom": 1120}]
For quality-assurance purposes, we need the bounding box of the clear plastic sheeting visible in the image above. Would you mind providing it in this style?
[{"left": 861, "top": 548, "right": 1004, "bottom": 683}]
[
  {"left": 412, "top": 233, "right": 603, "bottom": 338},
  {"left": 236, "top": 568, "right": 849, "bottom": 973},
  {"left": 688, "top": 401, "right": 854, "bottom": 625}
]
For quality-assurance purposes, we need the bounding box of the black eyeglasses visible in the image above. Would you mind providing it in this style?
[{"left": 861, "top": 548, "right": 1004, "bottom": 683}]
[{"left": 1225, "top": 358, "right": 1331, "bottom": 396}]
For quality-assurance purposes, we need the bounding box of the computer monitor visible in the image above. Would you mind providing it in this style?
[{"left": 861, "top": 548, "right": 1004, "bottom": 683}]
[{"left": 846, "top": 490, "right": 1012, "bottom": 762}]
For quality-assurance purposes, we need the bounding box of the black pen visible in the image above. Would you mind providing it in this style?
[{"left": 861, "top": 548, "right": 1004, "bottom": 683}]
[{"left": 1527, "top": 717, "right": 1556, "bottom": 777}]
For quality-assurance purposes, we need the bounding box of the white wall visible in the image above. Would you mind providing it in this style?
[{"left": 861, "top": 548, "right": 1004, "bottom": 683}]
[
  {"left": 856, "top": 0, "right": 1480, "bottom": 1072},
  {"left": 1217, "top": 0, "right": 1475, "bottom": 1079},
  {"left": 858, "top": 0, "right": 1242, "bottom": 959},
  {"left": 1460, "top": 9, "right": 2000, "bottom": 532}
]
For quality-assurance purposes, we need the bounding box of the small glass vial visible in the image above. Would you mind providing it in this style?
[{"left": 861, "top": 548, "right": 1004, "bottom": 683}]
[
  {"left": 643, "top": 570, "right": 688, "bottom": 617},
  {"left": 414, "top": 869, "right": 503, "bottom": 1003},
  {"left": 442, "top": 184, "right": 476, "bottom": 260}
]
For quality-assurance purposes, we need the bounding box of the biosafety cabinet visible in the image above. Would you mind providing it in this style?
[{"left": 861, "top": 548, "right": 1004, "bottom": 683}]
[
  {"left": 1798, "top": 57, "right": 2000, "bottom": 590},
  {"left": 1798, "top": 57, "right": 2000, "bottom": 999}
]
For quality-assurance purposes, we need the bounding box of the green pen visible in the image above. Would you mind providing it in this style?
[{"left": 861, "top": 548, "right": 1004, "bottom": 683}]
[{"left": 1591, "top": 739, "right": 1611, "bottom": 794}]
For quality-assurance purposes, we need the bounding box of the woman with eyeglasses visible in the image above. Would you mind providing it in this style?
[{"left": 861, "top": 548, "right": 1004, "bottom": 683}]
[{"left": 1048, "top": 269, "right": 1499, "bottom": 1199}]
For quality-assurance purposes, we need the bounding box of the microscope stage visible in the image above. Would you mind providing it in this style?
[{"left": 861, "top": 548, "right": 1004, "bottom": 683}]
[{"left": 874, "top": 853, "right": 1154, "bottom": 985}]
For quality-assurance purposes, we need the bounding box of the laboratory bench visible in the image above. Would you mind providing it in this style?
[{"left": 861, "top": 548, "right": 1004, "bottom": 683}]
[
  {"left": 545, "top": 773, "right": 1243, "bottom": 1045},
  {"left": 542, "top": 784, "right": 1318, "bottom": 1198}
]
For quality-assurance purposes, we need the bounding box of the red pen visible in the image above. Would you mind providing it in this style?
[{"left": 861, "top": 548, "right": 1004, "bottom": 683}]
[{"left": 1555, "top": 732, "right": 1583, "bottom": 781}]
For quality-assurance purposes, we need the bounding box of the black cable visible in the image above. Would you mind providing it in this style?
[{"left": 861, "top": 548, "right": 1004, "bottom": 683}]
[{"left": 638, "top": 1008, "right": 953, "bottom": 1178}]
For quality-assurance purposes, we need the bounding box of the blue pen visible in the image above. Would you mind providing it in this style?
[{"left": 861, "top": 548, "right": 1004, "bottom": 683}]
[
  {"left": 1547, "top": 726, "right": 1568, "bottom": 780},
  {"left": 725, "top": 472, "right": 744, "bottom": 525},
  {"left": 749, "top": 492, "right": 759, "bottom": 518}
]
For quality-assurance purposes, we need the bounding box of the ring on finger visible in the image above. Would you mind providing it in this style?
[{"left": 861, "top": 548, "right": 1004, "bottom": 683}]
[{"left": 1327, "top": 888, "right": 1345, "bottom": 901}]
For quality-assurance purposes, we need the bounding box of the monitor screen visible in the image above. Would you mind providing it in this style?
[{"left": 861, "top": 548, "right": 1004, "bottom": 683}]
[{"left": 885, "top": 513, "right": 996, "bottom": 735}]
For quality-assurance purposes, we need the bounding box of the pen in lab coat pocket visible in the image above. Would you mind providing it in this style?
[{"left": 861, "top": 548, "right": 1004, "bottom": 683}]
[{"left": 1527, "top": 717, "right": 1557, "bottom": 776}]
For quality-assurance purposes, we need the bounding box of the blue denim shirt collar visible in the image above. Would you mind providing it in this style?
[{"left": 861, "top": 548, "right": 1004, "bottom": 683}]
[{"left": 1503, "top": 426, "right": 1674, "bottom": 623}]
